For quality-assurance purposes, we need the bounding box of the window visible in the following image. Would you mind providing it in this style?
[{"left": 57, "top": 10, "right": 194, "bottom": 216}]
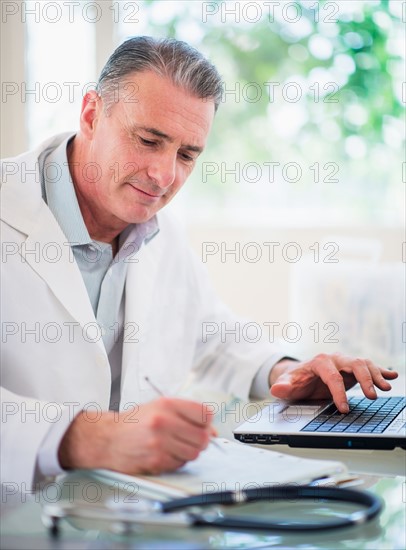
[{"left": 25, "top": 0, "right": 96, "bottom": 147}]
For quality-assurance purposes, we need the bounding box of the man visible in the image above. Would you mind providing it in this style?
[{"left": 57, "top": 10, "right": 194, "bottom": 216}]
[{"left": 0, "top": 37, "right": 397, "bottom": 488}]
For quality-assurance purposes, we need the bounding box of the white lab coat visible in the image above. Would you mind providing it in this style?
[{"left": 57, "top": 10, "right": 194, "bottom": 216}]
[{"left": 0, "top": 134, "right": 282, "bottom": 488}]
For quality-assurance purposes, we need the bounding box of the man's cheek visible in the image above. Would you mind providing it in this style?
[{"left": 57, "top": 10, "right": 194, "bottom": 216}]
[{"left": 109, "top": 161, "right": 141, "bottom": 183}]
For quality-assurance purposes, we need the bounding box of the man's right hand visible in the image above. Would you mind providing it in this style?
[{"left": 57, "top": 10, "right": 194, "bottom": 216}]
[{"left": 58, "top": 397, "right": 216, "bottom": 475}]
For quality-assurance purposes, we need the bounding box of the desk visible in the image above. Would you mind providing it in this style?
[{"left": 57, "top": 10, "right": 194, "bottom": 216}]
[
  {"left": 1, "top": 472, "right": 405, "bottom": 549},
  {"left": 1, "top": 378, "right": 405, "bottom": 549}
]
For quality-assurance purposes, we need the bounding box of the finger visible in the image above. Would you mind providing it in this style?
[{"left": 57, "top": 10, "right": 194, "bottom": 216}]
[
  {"left": 147, "top": 453, "right": 187, "bottom": 475},
  {"left": 142, "top": 432, "right": 203, "bottom": 474},
  {"left": 367, "top": 362, "right": 396, "bottom": 391},
  {"left": 170, "top": 422, "right": 211, "bottom": 451},
  {"left": 127, "top": 439, "right": 188, "bottom": 475},
  {"left": 380, "top": 367, "right": 399, "bottom": 379},
  {"left": 342, "top": 360, "right": 397, "bottom": 397},
  {"left": 310, "top": 357, "right": 350, "bottom": 413},
  {"left": 142, "top": 400, "right": 211, "bottom": 450},
  {"left": 167, "top": 437, "right": 206, "bottom": 463},
  {"left": 168, "top": 398, "right": 214, "bottom": 427},
  {"left": 342, "top": 358, "right": 378, "bottom": 400},
  {"left": 154, "top": 407, "right": 212, "bottom": 450}
]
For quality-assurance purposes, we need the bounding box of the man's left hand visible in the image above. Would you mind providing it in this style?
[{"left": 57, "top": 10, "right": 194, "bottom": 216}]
[{"left": 270, "top": 353, "right": 398, "bottom": 413}]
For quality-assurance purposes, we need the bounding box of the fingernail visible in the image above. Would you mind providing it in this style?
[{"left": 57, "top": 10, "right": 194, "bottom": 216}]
[
  {"left": 341, "top": 403, "right": 349, "bottom": 413},
  {"left": 370, "top": 385, "right": 377, "bottom": 395}
]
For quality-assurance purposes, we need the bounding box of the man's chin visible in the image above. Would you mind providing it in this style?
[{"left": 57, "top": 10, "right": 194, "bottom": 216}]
[{"left": 120, "top": 205, "right": 158, "bottom": 225}]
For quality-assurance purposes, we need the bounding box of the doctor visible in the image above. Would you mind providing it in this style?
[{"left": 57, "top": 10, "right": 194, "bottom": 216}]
[{"left": 1, "top": 37, "right": 397, "bottom": 489}]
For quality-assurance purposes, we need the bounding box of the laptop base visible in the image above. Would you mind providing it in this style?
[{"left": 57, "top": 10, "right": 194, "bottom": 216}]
[{"left": 234, "top": 433, "right": 406, "bottom": 450}]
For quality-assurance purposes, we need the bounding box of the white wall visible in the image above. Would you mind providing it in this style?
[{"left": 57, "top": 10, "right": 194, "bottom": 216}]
[{"left": 187, "top": 224, "right": 405, "bottom": 367}]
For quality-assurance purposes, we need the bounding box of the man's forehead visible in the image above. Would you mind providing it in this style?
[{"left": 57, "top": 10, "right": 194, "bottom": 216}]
[{"left": 117, "top": 70, "right": 216, "bottom": 113}]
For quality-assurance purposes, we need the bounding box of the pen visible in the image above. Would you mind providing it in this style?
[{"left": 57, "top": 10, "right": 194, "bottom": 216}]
[{"left": 144, "top": 376, "right": 225, "bottom": 453}]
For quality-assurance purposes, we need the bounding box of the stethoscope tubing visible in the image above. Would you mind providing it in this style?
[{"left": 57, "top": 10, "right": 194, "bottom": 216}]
[{"left": 160, "top": 485, "right": 383, "bottom": 531}]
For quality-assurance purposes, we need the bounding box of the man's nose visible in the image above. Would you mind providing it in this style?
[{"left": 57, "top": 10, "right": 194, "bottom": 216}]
[{"left": 146, "top": 152, "right": 176, "bottom": 189}]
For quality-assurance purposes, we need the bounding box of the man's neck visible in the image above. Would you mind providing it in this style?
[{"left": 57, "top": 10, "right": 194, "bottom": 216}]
[{"left": 67, "top": 136, "right": 128, "bottom": 249}]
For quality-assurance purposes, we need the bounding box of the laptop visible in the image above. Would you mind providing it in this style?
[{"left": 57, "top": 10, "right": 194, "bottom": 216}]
[{"left": 234, "top": 395, "right": 406, "bottom": 450}]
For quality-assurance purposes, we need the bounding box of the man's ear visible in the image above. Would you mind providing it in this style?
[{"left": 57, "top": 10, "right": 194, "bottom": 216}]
[{"left": 79, "top": 90, "right": 102, "bottom": 139}]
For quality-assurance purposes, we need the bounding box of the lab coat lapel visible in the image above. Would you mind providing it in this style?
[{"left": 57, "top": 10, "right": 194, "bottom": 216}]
[
  {"left": 120, "top": 236, "right": 163, "bottom": 405},
  {"left": 1, "top": 164, "right": 104, "bottom": 351},
  {"left": 23, "top": 208, "right": 100, "bottom": 336}
]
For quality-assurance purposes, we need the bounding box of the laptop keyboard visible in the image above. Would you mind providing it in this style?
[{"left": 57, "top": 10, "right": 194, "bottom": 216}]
[{"left": 301, "top": 397, "right": 406, "bottom": 434}]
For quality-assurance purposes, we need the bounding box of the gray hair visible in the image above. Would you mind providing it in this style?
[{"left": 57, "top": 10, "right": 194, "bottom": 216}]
[{"left": 96, "top": 36, "right": 223, "bottom": 112}]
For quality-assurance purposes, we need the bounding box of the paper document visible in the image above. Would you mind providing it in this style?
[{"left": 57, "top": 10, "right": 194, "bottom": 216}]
[{"left": 92, "top": 438, "right": 347, "bottom": 500}]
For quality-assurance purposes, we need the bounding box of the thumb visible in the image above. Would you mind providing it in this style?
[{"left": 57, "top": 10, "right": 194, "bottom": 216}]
[
  {"left": 270, "top": 370, "right": 296, "bottom": 399},
  {"left": 270, "top": 380, "right": 293, "bottom": 399}
]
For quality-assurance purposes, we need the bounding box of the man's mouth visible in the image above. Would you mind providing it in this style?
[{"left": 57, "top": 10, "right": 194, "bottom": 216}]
[{"left": 126, "top": 182, "right": 163, "bottom": 200}]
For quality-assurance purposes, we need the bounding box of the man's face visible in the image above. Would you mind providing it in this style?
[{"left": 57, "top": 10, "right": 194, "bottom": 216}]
[{"left": 77, "top": 71, "right": 215, "bottom": 225}]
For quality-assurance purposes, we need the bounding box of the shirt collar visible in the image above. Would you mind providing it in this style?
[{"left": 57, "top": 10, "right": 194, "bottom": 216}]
[
  {"left": 43, "top": 136, "right": 91, "bottom": 245},
  {"left": 119, "top": 217, "right": 159, "bottom": 247}
]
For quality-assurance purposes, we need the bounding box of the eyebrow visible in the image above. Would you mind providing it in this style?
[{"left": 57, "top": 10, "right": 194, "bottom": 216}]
[{"left": 133, "top": 125, "right": 204, "bottom": 154}]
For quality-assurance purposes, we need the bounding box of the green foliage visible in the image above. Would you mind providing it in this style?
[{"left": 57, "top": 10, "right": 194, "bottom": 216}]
[{"left": 143, "top": 1, "right": 403, "bottom": 153}]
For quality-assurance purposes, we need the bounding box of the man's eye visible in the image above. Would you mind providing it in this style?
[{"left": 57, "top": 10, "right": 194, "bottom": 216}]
[
  {"left": 179, "top": 152, "right": 195, "bottom": 162},
  {"left": 140, "top": 138, "right": 157, "bottom": 146}
]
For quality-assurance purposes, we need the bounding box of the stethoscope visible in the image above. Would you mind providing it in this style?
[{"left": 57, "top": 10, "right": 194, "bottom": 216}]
[{"left": 42, "top": 485, "right": 382, "bottom": 536}]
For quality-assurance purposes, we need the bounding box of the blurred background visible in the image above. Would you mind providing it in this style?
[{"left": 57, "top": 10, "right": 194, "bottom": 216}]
[{"left": 1, "top": 0, "right": 405, "bottom": 366}]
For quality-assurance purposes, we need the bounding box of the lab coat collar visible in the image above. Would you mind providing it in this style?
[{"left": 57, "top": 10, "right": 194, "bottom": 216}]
[{"left": 1, "top": 132, "right": 76, "bottom": 235}]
